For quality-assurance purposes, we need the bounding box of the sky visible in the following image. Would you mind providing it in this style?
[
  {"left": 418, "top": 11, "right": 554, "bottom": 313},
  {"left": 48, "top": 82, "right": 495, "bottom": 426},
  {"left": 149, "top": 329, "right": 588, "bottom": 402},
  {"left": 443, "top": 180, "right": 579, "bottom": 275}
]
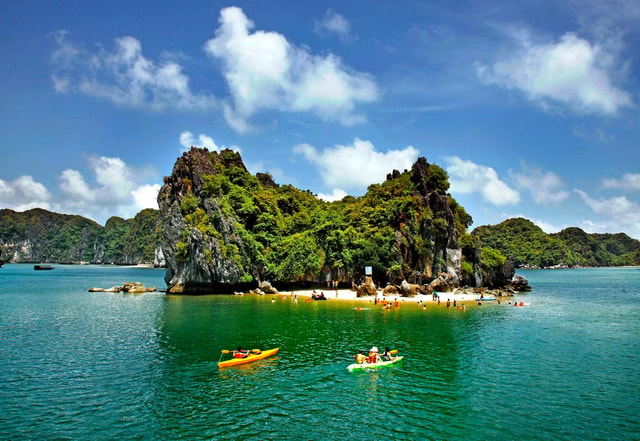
[{"left": 1, "top": 1, "right": 639, "bottom": 239}]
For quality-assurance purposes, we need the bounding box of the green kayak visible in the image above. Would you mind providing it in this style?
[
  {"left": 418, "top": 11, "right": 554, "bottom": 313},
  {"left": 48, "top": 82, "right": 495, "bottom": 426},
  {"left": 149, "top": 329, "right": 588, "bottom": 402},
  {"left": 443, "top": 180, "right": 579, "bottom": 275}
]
[{"left": 347, "top": 356, "right": 404, "bottom": 371}]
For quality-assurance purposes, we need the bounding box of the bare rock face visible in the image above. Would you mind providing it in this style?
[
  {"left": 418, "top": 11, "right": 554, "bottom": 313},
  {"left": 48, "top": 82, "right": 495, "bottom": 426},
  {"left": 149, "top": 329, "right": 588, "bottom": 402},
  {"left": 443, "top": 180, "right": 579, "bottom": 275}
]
[
  {"left": 356, "top": 277, "right": 378, "bottom": 297},
  {"left": 123, "top": 282, "right": 147, "bottom": 293},
  {"left": 428, "top": 272, "right": 455, "bottom": 292},
  {"left": 382, "top": 284, "right": 400, "bottom": 296},
  {"left": 88, "top": 282, "right": 156, "bottom": 293},
  {"left": 158, "top": 148, "right": 250, "bottom": 293},
  {"left": 510, "top": 274, "right": 531, "bottom": 292},
  {"left": 399, "top": 280, "right": 421, "bottom": 297},
  {"left": 259, "top": 281, "right": 279, "bottom": 294},
  {"left": 482, "top": 259, "right": 515, "bottom": 289}
]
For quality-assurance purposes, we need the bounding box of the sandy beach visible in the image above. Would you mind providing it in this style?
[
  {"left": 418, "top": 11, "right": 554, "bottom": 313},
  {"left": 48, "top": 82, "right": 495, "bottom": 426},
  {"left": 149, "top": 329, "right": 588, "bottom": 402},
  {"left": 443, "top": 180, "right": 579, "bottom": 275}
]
[{"left": 279, "top": 288, "right": 490, "bottom": 303}]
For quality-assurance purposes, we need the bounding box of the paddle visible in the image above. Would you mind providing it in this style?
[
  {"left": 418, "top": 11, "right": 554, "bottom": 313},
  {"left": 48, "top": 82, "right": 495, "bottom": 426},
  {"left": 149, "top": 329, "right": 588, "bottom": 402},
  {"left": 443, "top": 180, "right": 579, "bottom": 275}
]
[{"left": 221, "top": 348, "right": 261, "bottom": 353}]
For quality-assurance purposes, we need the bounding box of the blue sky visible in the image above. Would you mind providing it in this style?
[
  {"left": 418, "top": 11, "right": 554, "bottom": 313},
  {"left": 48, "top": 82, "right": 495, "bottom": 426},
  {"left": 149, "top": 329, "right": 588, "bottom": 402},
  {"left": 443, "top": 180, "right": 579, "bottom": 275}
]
[{"left": 1, "top": 1, "right": 639, "bottom": 239}]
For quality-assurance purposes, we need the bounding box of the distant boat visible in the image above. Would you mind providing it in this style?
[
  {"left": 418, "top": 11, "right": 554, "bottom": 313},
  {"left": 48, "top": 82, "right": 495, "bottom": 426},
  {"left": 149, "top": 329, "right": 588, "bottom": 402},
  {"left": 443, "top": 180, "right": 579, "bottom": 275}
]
[{"left": 34, "top": 264, "right": 54, "bottom": 270}]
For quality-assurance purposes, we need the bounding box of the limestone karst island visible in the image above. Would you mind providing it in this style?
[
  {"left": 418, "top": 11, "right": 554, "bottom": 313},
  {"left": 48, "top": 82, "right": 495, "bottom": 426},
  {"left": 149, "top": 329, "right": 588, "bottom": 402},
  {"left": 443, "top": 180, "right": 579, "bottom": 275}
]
[{"left": 157, "top": 147, "right": 527, "bottom": 295}]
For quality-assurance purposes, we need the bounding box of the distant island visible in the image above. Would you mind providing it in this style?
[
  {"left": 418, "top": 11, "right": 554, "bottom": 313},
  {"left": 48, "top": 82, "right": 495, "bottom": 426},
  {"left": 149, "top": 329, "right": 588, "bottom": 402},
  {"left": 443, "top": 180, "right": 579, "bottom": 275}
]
[
  {"left": 472, "top": 217, "right": 640, "bottom": 268},
  {"left": 0, "top": 208, "right": 164, "bottom": 267}
]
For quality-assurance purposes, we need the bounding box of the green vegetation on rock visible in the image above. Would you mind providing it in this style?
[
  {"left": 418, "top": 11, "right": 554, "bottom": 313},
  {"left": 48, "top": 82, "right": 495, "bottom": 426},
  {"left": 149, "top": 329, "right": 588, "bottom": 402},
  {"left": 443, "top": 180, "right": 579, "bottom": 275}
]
[
  {"left": 0, "top": 207, "right": 162, "bottom": 265},
  {"left": 158, "top": 148, "right": 488, "bottom": 293},
  {"left": 472, "top": 217, "right": 640, "bottom": 268}
]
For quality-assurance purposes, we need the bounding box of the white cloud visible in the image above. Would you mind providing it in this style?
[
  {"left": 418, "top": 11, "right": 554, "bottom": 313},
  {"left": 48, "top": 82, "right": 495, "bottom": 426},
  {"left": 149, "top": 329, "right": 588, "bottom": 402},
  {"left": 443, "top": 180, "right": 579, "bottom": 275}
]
[
  {"left": 317, "top": 188, "right": 348, "bottom": 202},
  {"left": 574, "top": 189, "right": 636, "bottom": 215},
  {"left": 445, "top": 156, "right": 520, "bottom": 206},
  {"left": 293, "top": 138, "right": 419, "bottom": 191},
  {"left": 179, "top": 131, "right": 241, "bottom": 153},
  {"left": 511, "top": 163, "right": 570, "bottom": 204},
  {"left": 58, "top": 155, "right": 160, "bottom": 223},
  {"left": 478, "top": 31, "right": 632, "bottom": 115},
  {"left": 180, "top": 131, "right": 219, "bottom": 151},
  {"left": 204, "top": 6, "right": 378, "bottom": 133},
  {"left": 0, "top": 176, "right": 52, "bottom": 211},
  {"left": 315, "top": 9, "right": 352, "bottom": 40},
  {"left": 51, "top": 31, "right": 217, "bottom": 111},
  {"left": 574, "top": 189, "right": 640, "bottom": 238},
  {"left": 602, "top": 173, "right": 640, "bottom": 191},
  {"left": 59, "top": 169, "right": 92, "bottom": 201},
  {"left": 132, "top": 184, "right": 162, "bottom": 212},
  {"left": 530, "top": 218, "right": 566, "bottom": 234}
]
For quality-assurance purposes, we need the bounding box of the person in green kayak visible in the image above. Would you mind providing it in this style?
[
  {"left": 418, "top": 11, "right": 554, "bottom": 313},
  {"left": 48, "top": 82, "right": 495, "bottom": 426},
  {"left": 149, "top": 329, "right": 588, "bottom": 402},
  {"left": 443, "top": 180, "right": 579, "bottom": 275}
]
[
  {"left": 234, "top": 347, "right": 250, "bottom": 359},
  {"left": 381, "top": 347, "right": 394, "bottom": 361},
  {"left": 368, "top": 347, "right": 380, "bottom": 363},
  {"left": 353, "top": 350, "right": 367, "bottom": 364}
]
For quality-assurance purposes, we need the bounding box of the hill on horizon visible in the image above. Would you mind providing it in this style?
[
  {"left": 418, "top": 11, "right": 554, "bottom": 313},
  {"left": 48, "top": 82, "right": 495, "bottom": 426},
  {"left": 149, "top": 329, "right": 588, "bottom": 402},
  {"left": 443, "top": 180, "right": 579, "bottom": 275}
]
[{"left": 471, "top": 217, "right": 640, "bottom": 268}]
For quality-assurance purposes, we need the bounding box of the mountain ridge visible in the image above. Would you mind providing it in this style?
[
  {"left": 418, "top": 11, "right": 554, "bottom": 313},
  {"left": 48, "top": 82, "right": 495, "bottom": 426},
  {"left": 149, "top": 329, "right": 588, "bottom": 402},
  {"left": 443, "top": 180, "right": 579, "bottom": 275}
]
[{"left": 471, "top": 217, "right": 640, "bottom": 268}]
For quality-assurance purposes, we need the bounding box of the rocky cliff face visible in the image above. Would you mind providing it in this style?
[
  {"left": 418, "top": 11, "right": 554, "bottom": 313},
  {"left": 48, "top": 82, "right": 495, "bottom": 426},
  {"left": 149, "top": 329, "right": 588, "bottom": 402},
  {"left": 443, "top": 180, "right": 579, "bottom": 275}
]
[
  {"left": 158, "top": 147, "right": 516, "bottom": 294},
  {"left": 158, "top": 149, "right": 247, "bottom": 292}
]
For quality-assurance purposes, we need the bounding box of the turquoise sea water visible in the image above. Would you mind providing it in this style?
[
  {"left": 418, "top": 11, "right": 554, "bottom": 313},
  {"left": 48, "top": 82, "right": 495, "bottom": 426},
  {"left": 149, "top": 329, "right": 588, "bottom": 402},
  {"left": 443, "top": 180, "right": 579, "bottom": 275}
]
[{"left": 1, "top": 264, "right": 639, "bottom": 440}]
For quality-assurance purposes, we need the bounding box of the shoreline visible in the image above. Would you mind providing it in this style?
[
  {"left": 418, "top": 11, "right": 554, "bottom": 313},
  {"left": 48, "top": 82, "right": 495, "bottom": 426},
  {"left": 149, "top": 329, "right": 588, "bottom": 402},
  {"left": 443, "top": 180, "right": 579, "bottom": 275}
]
[{"left": 277, "top": 288, "right": 511, "bottom": 303}]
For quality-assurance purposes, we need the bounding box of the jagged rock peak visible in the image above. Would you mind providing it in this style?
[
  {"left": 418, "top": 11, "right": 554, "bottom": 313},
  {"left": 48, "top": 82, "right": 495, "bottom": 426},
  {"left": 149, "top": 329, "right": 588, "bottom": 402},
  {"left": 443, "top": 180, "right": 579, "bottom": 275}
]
[{"left": 162, "top": 147, "right": 248, "bottom": 199}]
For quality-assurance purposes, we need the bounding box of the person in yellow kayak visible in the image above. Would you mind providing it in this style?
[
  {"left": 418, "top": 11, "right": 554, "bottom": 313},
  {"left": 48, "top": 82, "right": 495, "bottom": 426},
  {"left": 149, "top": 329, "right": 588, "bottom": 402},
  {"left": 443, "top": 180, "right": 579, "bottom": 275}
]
[{"left": 233, "top": 347, "right": 250, "bottom": 359}]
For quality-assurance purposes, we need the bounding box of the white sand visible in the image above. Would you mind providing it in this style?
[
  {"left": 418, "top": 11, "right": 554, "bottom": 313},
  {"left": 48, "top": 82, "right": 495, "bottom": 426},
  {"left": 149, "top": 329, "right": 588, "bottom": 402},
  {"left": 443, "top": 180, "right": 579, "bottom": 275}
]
[{"left": 278, "top": 288, "right": 482, "bottom": 303}]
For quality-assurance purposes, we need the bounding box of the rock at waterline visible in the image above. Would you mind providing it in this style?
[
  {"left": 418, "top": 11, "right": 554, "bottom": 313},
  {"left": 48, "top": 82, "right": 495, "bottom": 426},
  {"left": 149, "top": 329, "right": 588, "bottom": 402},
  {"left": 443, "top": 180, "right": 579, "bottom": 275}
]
[{"left": 88, "top": 282, "right": 156, "bottom": 293}]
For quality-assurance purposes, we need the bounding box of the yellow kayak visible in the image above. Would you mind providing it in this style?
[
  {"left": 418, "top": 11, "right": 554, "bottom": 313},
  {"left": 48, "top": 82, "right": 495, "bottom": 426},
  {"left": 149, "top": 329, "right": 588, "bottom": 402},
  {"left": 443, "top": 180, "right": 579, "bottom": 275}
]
[{"left": 218, "top": 348, "right": 279, "bottom": 368}]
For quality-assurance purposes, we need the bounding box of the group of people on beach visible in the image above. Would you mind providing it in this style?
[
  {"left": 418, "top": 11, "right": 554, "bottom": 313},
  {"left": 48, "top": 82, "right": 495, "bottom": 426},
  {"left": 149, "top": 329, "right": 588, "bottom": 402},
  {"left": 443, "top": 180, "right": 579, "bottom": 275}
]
[{"left": 353, "top": 346, "right": 395, "bottom": 364}]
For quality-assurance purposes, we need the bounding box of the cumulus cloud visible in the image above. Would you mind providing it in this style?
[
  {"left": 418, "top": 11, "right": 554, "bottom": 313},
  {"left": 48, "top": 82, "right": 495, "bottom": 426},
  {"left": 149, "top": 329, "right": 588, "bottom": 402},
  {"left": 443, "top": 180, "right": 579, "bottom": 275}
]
[
  {"left": 602, "top": 173, "right": 640, "bottom": 191},
  {"left": 131, "top": 184, "right": 162, "bottom": 211},
  {"left": 293, "top": 138, "right": 419, "bottom": 191},
  {"left": 574, "top": 189, "right": 636, "bottom": 215},
  {"left": 317, "top": 188, "right": 349, "bottom": 202},
  {"left": 530, "top": 218, "right": 566, "bottom": 234},
  {"left": 204, "top": 6, "right": 378, "bottom": 133},
  {"left": 179, "top": 131, "right": 240, "bottom": 153},
  {"left": 0, "top": 176, "right": 52, "bottom": 211},
  {"left": 50, "top": 30, "right": 217, "bottom": 111},
  {"left": 477, "top": 31, "right": 632, "bottom": 115},
  {"left": 315, "top": 9, "right": 353, "bottom": 41},
  {"left": 574, "top": 189, "right": 640, "bottom": 238},
  {"left": 58, "top": 155, "right": 160, "bottom": 223},
  {"left": 0, "top": 167, "right": 158, "bottom": 225},
  {"left": 511, "top": 163, "right": 570, "bottom": 204},
  {"left": 444, "top": 156, "right": 520, "bottom": 206}
]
